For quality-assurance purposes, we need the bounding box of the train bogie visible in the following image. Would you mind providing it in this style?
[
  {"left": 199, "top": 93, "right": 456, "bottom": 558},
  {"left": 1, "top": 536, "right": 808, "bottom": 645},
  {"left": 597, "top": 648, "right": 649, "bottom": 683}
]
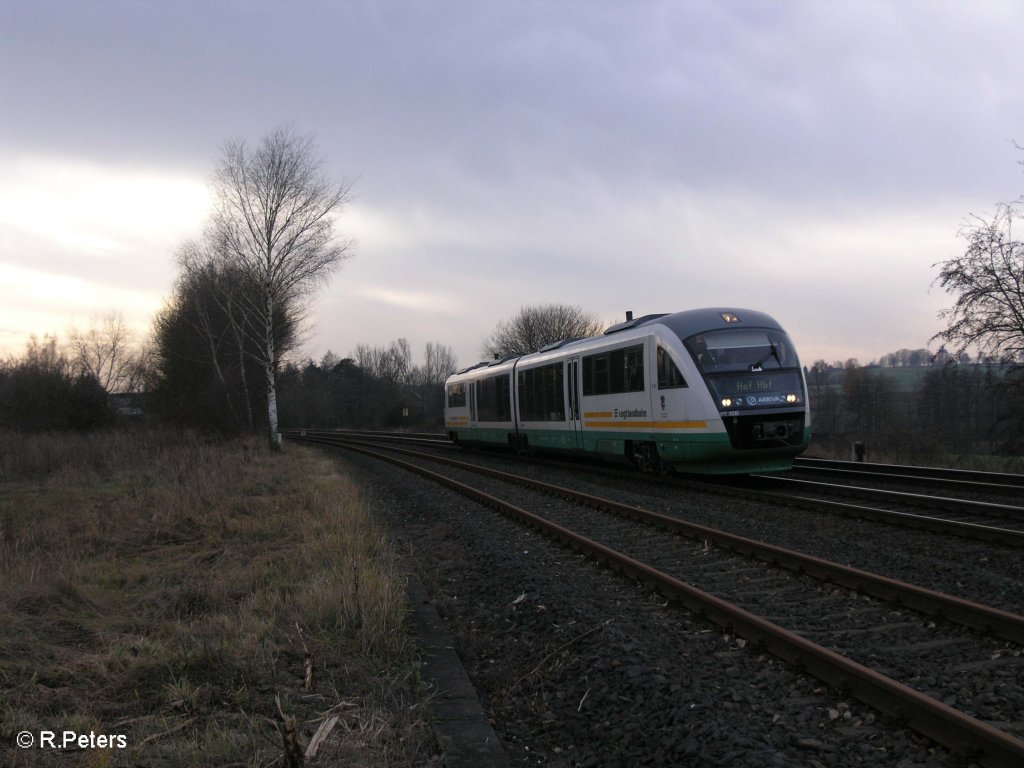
[{"left": 444, "top": 308, "right": 811, "bottom": 474}]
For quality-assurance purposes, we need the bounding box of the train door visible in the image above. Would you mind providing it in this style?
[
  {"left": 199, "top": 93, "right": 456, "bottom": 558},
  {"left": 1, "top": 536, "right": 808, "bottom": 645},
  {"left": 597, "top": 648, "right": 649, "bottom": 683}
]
[
  {"left": 653, "top": 341, "right": 689, "bottom": 423},
  {"left": 567, "top": 357, "right": 583, "bottom": 449},
  {"left": 469, "top": 381, "right": 478, "bottom": 427}
]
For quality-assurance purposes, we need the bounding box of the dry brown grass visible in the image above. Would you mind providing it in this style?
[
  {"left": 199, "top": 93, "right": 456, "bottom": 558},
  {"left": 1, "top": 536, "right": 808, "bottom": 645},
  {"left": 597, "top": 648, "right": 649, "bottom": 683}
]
[{"left": 0, "top": 429, "right": 436, "bottom": 766}]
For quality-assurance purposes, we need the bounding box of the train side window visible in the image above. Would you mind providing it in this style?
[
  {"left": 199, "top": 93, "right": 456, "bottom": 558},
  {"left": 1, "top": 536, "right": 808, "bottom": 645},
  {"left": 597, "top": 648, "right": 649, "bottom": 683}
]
[
  {"left": 623, "top": 345, "right": 644, "bottom": 392},
  {"left": 447, "top": 382, "right": 466, "bottom": 407},
  {"left": 583, "top": 344, "right": 643, "bottom": 395},
  {"left": 657, "top": 346, "right": 687, "bottom": 389},
  {"left": 497, "top": 375, "right": 511, "bottom": 420},
  {"left": 518, "top": 363, "right": 565, "bottom": 421},
  {"left": 583, "top": 355, "right": 608, "bottom": 396},
  {"left": 477, "top": 374, "right": 512, "bottom": 421},
  {"left": 609, "top": 349, "right": 625, "bottom": 392}
]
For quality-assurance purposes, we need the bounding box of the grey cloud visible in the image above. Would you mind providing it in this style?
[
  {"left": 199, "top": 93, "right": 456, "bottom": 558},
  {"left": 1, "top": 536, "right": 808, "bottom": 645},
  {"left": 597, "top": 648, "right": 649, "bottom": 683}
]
[{"left": 2, "top": 0, "right": 1023, "bottom": 364}]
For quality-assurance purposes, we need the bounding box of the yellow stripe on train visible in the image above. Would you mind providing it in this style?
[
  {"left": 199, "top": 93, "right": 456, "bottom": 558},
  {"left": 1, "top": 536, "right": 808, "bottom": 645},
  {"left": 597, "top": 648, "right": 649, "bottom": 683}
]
[{"left": 583, "top": 420, "right": 708, "bottom": 430}]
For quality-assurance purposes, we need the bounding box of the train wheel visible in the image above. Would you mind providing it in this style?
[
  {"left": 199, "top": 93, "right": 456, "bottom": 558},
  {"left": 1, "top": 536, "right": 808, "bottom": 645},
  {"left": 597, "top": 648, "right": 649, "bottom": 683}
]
[
  {"left": 514, "top": 434, "right": 535, "bottom": 457},
  {"left": 631, "top": 441, "right": 664, "bottom": 474}
]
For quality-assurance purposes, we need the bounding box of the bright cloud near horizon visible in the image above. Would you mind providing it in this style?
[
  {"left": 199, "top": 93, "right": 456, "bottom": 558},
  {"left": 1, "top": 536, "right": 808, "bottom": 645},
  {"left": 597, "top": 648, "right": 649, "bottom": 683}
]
[{"left": 2, "top": 1, "right": 1022, "bottom": 370}]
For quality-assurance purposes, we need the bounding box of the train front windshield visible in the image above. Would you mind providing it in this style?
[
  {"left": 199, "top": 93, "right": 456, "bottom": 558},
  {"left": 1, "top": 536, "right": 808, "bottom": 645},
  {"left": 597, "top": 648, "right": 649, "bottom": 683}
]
[{"left": 684, "top": 329, "right": 805, "bottom": 411}]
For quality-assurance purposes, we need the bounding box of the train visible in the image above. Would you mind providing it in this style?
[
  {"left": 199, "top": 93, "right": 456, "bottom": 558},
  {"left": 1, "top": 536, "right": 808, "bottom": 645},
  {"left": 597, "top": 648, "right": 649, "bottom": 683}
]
[{"left": 443, "top": 308, "right": 811, "bottom": 474}]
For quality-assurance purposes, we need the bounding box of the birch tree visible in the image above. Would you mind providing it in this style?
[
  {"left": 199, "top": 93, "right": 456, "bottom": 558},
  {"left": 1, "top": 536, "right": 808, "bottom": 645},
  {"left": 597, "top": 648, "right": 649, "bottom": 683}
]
[{"left": 212, "top": 127, "right": 353, "bottom": 449}]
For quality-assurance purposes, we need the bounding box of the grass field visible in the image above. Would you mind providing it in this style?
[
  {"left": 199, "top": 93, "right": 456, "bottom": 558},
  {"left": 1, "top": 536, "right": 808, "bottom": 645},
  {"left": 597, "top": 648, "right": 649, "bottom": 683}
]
[{"left": 0, "top": 429, "right": 435, "bottom": 767}]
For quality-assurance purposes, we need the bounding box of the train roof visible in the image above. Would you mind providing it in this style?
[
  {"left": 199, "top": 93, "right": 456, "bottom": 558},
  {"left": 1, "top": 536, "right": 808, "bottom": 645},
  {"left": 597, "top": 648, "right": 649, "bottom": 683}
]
[
  {"left": 607, "top": 308, "right": 786, "bottom": 340},
  {"left": 448, "top": 308, "right": 788, "bottom": 379},
  {"left": 454, "top": 356, "right": 516, "bottom": 375}
]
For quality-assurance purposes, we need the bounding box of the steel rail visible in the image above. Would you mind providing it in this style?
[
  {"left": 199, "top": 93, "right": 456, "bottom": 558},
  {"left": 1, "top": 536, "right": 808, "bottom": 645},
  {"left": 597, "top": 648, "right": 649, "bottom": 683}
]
[
  {"left": 677, "top": 476, "right": 1024, "bottom": 547},
  {"left": 787, "top": 464, "right": 1024, "bottom": 496},
  {"left": 283, "top": 427, "right": 447, "bottom": 442},
  {"left": 751, "top": 474, "right": 1024, "bottom": 522},
  {"left": 298, "top": 435, "right": 1024, "bottom": 768},
  {"left": 795, "top": 457, "right": 1024, "bottom": 489}
]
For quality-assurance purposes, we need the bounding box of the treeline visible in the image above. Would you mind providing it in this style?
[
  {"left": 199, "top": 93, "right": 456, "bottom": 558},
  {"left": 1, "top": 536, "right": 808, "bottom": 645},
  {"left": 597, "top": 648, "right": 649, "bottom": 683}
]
[
  {"left": 149, "top": 257, "right": 458, "bottom": 433},
  {"left": 807, "top": 359, "right": 1024, "bottom": 456},
  {"left": 821, "top": 345, "right": 1006, "bottom": 371},
  {"left": 0, "top": 315, "right": 151, "bottom": 432},
  {"left": 0, "top": 336, "right": 111, "bottom": 432},
  {"left": 277, "top": 340, "right": 457, "bottom": 430},
  {"left": 0, "top": 299, "right": 459, "bottom": 436}
]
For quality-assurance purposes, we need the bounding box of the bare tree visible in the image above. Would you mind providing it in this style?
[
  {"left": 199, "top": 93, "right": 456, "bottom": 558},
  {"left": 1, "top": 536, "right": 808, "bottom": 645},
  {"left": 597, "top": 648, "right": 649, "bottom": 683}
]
[
  {"left": 68, "top": 313, "right": 145, "bottom": 393},
  {"left": 411, "top": 341, "right": 458, "bottom": 425},
  {"left": 212, "top": 127, "right": 354, "bottom": 449},
  {"left": 20, "top": 333, "right": 66, "bottom": 374},
  {"left": 808, "top": 359, "right": 832, "bottom": 392},
  {"left": 354, "top": 339, "right": 414, "bottom": 388},
  {"left": 483, "top": 304, "right": 603, "bottom": 359},
  {"left": 385, "top": 338, "right": 413, "bottom": 388},
  {"left": 420, "top": 341, "right": 458, "bottom": 385},
  {"left": 932, "top": 203, "right": 1024, "bottom": 362}
]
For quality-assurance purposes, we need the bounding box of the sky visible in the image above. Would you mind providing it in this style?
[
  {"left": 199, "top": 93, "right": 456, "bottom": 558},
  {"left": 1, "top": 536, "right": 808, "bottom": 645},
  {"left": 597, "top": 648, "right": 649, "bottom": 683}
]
[{"left": 2, "top": 1, "right": 1023, "bottom": 371}]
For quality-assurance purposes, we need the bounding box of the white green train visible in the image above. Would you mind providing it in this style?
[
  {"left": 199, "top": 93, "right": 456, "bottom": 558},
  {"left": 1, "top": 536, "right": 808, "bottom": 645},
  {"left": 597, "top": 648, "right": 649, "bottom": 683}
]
[{"left": 444, "top": 308, "right": 811, "bottom": 474}]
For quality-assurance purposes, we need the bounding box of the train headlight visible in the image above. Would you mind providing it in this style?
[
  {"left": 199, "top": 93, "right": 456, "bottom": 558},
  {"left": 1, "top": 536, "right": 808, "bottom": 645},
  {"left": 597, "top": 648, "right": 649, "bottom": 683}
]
[
  {"left": 786, "top": 394, "right": 798, "bottom": 404},
  {"left": 721, "top": 397, "right": 734, "bottom": 408}
]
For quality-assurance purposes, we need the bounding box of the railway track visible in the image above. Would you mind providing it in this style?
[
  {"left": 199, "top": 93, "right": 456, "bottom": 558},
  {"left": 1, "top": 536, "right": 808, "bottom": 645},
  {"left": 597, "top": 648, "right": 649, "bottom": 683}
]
[
  {"left": 703, "top": 475, "right": 1024, "bottom": 547},
  {"left": 285, "top": 430, "right": 1024, "bottom": 767},
  {"left": 289, "top": 429, "right": 1024, "bottom": 547},
  {"left": 793, "top": 457, "right": 1024, "bottom": 494},
  {"left": 748, "top": 474, "right": 1024, "bottom": 523}
]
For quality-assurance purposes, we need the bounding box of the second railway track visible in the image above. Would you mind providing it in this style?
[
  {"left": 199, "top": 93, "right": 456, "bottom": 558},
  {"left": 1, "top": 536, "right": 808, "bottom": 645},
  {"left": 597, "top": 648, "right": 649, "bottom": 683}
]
[{"left": 290, "top": 429, "right": 1024, "bottom": 547}]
